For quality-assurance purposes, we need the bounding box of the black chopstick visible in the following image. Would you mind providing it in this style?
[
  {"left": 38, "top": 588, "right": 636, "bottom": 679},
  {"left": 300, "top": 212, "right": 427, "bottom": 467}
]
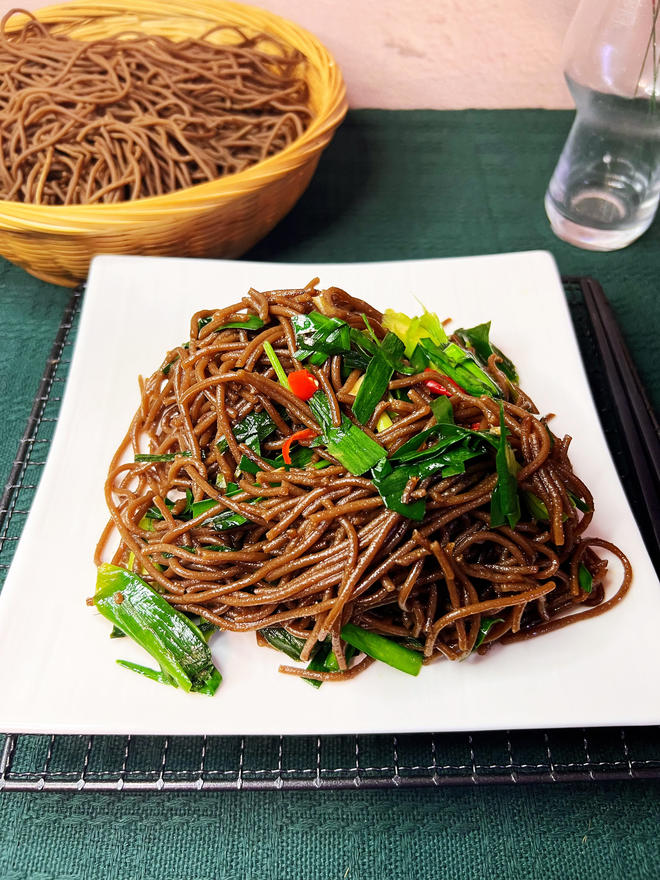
[
  {"left": 579, "top": 277, "right": 660, "bottom": 568},
  {"left": 587, "top": 280, "right": 660, "bottom": 478}
]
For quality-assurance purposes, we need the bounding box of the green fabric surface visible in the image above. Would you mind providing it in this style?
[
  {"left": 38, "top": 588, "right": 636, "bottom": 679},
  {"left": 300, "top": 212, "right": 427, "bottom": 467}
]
[
  {"left": 0, "top": 784, "right": 659, "bottom": 880},
  {"left": 0, "top": 110, "right": 658, "bottom": 878},
  {"left": 0, "top": 259, "right": 69, "bottom": 493}
]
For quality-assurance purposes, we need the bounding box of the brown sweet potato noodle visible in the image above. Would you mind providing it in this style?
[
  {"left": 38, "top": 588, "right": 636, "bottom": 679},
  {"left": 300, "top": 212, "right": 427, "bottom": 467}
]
[
  {"left": 0, "top": 9, "right": 311, "bottom": 204},
  {"left": 96, "top": 283, "right": 632, "bottom": 680}
]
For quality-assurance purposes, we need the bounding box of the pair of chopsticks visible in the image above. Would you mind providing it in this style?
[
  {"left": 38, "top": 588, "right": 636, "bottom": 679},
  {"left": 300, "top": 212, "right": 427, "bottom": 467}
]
[{"left": 579, "top": 277, "right": 660, "bottom": 571}]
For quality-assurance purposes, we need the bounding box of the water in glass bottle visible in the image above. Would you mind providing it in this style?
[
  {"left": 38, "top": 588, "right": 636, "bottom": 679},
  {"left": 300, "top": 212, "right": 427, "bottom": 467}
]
[{"left": 545, "top": 0, "right": 660, "bottom": 251}]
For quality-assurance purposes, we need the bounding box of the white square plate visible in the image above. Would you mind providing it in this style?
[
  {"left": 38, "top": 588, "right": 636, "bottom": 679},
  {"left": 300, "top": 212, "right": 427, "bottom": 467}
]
[{"left": 0, "top": 251, "right": 658, "bottom": 736}]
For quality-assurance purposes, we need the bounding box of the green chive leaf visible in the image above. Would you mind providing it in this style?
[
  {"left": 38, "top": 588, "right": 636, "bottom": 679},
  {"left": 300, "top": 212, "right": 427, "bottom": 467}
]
[
  {"left": 490, "top": 404, "right": 521, "bottom": 529},
  {"left": 263, "top": 341, "right": 291, "bottom": 391},
  {"left": 473, "top": 617, "right": 505, "bottom": 650},
  {"left": 455, "top": 322, "right": 518, "bottom": 383},
  {"left": 135, "top": 451, "right": 192, "bottom": 463},
  {"left": 216, "top": 410, "right": 277, "bottom": 455},
  {"left": 578, "top": 563, "right": 593, "bottom": 593},
  {"left": 352, "top": 332, "right": 405, "bottom": 424},
  {"left": 93, "top": 564, "right": 221, "bottom": 694},
  {"left": 340, "top": 623, "right": 422, "bottom": 676}
]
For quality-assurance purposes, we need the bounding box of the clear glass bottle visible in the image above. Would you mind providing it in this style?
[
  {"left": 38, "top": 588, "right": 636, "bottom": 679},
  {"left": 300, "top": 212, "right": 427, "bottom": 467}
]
[{"left": 545, "top": 0, "right": 660, "bottom": 250}]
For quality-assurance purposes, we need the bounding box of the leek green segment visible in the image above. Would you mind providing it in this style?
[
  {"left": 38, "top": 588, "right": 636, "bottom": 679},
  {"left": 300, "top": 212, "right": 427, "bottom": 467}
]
[
  {"left": 134, "top": 451, "right": 191, "bottom": 462},
  {"left": 419, "top": 338, "right": 501, "bottom": 397},
  {"left": 578, "top": 563, "right": 593, "bottom": 593},
  {"left": 291, "top": 311, "right": 352, "bottom": 365},
  {"left": 141, "top": 484, "right": 259, "bottom": 532},
  {"left": 383, "top": 308, "right": 501, "bottom": 397},
  {"left": 260, "top": 626, "right": 356, "bottom": 688},
  {"left": 455, "top": 322, "right": 518, "bottom": 383},
  {"left": 352, "top": 332, "right": 405, "bottom": 424},
  {"left": 263, "top": 340, "right": 291, "bottom": 391},
  {"left": 382, "top": 307, "right": 448, "bottom": 357},
  {"left": 473, "top": 617, "right": 505, "bottom": 650},
  {"left": 93, "top": 564, "right": 221, "bottom": 695},
  {"left": 308, "top": 393, "right": 386, "bottom": 475},
  {"left": 198, "top": 314, "right": 265, "bottom": 333},
  {"left": 340, "top": 623, "right": 423, "bottom": 676},
  {"left": 216, "top": 410, "right": 277, "bottom": 455},
  {"left": 490, "top": 404, "right": 521, "bottom": 529}
]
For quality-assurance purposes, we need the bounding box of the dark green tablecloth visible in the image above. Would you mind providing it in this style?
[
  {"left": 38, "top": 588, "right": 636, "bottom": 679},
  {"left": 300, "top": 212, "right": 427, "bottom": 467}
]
[{"left": 1, "top": 110, "right": 658, "bottom": 879}]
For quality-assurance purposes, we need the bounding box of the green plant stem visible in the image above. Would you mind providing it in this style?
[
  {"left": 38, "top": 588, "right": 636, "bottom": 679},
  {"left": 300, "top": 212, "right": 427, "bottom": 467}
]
[{"left": 635, "top": 0, "right": 660, "bottom": 105}]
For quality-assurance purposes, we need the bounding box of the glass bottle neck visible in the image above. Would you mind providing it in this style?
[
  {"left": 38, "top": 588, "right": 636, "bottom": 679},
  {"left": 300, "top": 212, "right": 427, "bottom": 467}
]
[{"left": 563, "top": 0, "right": 659, "bottom": 100}]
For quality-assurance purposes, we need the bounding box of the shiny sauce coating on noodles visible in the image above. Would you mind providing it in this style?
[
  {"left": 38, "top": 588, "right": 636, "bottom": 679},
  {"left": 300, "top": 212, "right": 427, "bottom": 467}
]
[{"left": 97, "top": 283, "right": 632, "bottom": 681}]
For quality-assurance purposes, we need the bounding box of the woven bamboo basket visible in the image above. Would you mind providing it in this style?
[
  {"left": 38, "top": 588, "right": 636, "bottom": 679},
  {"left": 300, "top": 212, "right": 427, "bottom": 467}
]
[{"left": 0, "top": 1, "right": 348, "bottom": 287}]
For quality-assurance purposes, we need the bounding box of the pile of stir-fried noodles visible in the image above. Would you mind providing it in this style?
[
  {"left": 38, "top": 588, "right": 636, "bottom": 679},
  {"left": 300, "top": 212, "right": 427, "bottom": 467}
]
[{"left": 94, "top": 281, "right": 632, "bottom": 687}]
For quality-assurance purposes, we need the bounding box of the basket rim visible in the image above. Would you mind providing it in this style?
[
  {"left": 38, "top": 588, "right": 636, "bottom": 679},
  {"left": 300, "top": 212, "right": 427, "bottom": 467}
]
[{"left": 0, "top": 0, "right": 348, "bottom": 221}]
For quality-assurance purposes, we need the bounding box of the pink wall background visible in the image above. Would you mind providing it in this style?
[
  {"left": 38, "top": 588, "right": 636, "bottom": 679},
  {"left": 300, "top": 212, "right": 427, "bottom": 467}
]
[{"left": 1, "top": 0, "right": 579, "bottom": 109}]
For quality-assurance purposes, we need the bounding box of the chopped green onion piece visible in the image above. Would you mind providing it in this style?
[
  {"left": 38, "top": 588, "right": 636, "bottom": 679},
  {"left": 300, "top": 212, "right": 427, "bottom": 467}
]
[
  {"left": 302, "top": 641, "right": 332, "bottom": 689},
  {"left": 116, "top": 659, "right": 175, "bottom": 687},
  {"left": 202, "top": 508, "right": 251, "bottom": 531},
  {"left": 419, "top": 337, "right": 501, "bottom": 398},
  {"left": 375, "top": 410, "right": 393, "bottom": 432},
  {"left": 308, "top": 393, "right": 386, "bottom": 475},
  {"left": 291, "top": 311, "right": 352, "bottom": 365},
  {"left": 361, "top": 314, "right": 379, "bottom": 345},
  {"left": 303, "top": 643, "right": 359, "bottom": 687},
  {"left": 455, "top": 322, "right": 518, "bottom": 383},
  {"left": 409, "top": 343, "right": 429, "bottom": 373},
  {"left": 93, "top": 564, "right": 221, "bottom": 694},
  {"left": 263, "top": 341, "right": 291, "bottom": 391},
  {"left": 161, "top": 342, "right": 190, "bottom": 375},
  {"left": 237, "top": 455, "right": 261, "bottom": 476},
  {"left": 352, "top": 332, "right": 405, "bottom": 424},
  {"left": 142, "top": 486, "right": 259, "bottom": 532},
  {"left": 216, "top": 410, "right": 277, "bottom": 455},
  {"left": 390, "top": 422, "right": 492, "bottom": 463},
  {"left": 340, "top": 623, "right": 422, "bottom": 676},
  {"left": 260, "top": 627, "right": 360, "bottom": 689},
  {"left": 382, "top": 307, "right": 449, "bottom": 358},
  {"left": 524, "top": 491, "right": 551, "bottom": 522},
  {"left": 473, "top": 617, "right": 505, "bottom": 650},
  {"left": 578, "top": 563, "right": 593, "bottom": 593},
  {"left": 371, "top": 459, "right": 426, "bottom": 520},
  {"left": 523, "top": 491, "right": 570, "bottom": 524},
  {"left": 238, "top": 445, "right": 327, "bottom": 476},
  {"left": 118, "top": 660, "right": 221, "bottom": 693},
  {"left": 490, "top": 403, "right": 521, "bottom": 529},
  {"left": 198, "top": 314, "right": 265, "bottom": 333},
  {"left": 569, "top": 491, "right": 591, "bottom": 513},
  {"left": 260, "top": 626, "right": 308, "bottom": 662},
  {"left": 349, "top": 326, "right": 379, "bottom": 357},
  {"left": 430, "top": 395, "right": 454, "bottom": 424},
  {"left": 325, "top": 424, "right": 386, "bottom": 475},
  {"left": 135, "top": 451, "right": 191, "bottom": 462},
  {"left": 260, "top": 626, "right": 325, "bottom": 688},
  {"left": 371, "top": 429, "right": 488, "bottom": 521},
  {"left": 342, "top": 348, "right": 371, "bottom": 372}
]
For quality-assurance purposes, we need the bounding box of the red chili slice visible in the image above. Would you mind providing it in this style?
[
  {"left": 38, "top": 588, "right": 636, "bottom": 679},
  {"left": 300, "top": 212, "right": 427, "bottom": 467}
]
[
  {"left": 287, "top": 369, "right": 319, "bottom": 401},
  {"left": 424, "top": 378, "right": 452, "bottom": 397},
  {"left": 282, "top": 428, "right": 318, "bottom": 465},
  {"left": 423, "top": 368, "right": 466, "bottom": 396}
]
